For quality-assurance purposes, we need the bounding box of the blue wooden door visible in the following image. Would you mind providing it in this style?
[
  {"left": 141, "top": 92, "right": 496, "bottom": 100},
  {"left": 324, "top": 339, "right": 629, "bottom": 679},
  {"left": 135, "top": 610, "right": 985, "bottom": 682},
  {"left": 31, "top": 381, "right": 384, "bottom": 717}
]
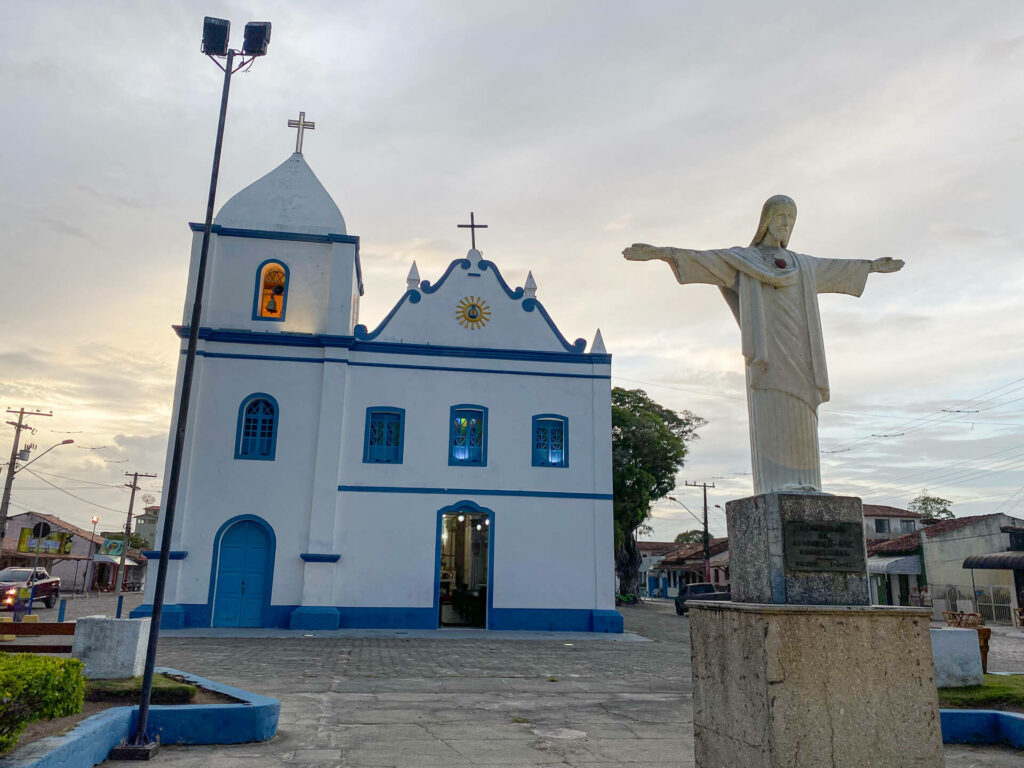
[{"left": 213, "top": 521, "right": 270, "bottom": 627}]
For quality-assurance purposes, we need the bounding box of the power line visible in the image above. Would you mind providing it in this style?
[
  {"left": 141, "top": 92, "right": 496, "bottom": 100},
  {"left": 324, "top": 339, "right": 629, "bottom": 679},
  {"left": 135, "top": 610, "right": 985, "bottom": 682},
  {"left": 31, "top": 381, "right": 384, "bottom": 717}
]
[{"left": 23, "top": 468, "right": 129, "bottom": 514}]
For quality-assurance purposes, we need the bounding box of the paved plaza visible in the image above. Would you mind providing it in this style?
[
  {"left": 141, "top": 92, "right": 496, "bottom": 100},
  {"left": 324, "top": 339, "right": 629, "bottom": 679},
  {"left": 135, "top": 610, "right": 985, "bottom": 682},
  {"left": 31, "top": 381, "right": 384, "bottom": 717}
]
[{"left": 19, "top": 598, "right": 999, "bottom": 766}]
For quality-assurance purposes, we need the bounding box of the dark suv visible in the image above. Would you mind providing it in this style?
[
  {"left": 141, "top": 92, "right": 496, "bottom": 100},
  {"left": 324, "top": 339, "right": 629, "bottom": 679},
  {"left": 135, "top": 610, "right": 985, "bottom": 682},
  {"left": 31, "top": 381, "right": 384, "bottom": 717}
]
[{"left": 674, "top": 582, "right": 730, "bottom": 615}]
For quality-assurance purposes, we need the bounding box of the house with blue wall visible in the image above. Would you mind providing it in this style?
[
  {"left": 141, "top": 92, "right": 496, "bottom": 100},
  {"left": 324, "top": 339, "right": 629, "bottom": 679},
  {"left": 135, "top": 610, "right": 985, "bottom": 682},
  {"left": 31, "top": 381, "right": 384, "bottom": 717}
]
[{"left": 133, "top": 145, "right": 620, "bottom": 633}]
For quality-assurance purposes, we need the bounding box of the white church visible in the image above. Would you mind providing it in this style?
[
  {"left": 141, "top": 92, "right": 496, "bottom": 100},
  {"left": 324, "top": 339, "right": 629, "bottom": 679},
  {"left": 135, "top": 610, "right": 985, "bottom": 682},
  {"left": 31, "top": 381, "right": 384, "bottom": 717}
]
[{"left": 133, "top": 128, "right": 620, "bottom": 633}]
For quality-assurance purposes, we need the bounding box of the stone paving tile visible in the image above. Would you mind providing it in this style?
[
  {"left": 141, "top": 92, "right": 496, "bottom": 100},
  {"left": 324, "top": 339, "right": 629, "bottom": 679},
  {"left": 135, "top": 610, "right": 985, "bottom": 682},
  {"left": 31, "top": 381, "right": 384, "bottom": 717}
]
[{"left": 88, "top": 602, "right": 1024, "bottom": 766}]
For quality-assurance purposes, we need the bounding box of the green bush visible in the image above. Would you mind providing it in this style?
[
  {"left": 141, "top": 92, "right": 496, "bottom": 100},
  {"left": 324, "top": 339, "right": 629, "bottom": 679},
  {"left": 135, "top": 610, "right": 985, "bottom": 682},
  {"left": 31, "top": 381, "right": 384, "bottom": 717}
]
[{"left": 0, "top": 654, "right": 85, "bottom": 754}]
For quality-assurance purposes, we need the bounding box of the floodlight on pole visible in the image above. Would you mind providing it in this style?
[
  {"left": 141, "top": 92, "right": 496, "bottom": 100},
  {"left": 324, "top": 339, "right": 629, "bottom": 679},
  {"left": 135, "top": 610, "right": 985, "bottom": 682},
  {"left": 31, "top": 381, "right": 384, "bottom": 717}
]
[{"left": 114, "top": 16, "right": 271, "bottom": 761}]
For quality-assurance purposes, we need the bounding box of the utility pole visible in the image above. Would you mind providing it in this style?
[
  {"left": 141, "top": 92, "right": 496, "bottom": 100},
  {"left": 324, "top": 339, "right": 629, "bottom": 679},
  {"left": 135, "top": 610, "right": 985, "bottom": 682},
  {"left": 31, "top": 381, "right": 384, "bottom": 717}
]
[
  {"left": 0, "top": 408, "right": 52, "bottom": 539},
  {"left": 685, "top": 481, "right": 715, "bottom": 582},
  {"left": 114, "top": 472, "right": 157, "bottom": 608}
]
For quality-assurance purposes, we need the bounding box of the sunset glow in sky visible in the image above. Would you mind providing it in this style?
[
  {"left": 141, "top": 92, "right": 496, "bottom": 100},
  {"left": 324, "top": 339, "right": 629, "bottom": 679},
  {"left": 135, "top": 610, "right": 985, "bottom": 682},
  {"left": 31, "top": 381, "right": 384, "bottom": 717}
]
[{"left": 2, "top": 2, "right": 1023, "bottom": 541}]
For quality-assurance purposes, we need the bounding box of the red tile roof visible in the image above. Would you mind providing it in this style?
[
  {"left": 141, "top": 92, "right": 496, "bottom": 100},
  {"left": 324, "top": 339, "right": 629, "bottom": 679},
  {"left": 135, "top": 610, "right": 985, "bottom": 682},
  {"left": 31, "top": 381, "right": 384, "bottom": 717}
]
[
  {"left": 637, "top": 541, "right": 677, "bottom": 553},
  {"left": 863, "top": 504, "right": 921, "bottom": 519},
  {"left": 661, "top": 537, "right": 729, "bottom": 566},
  {"left": 866, "top": 514, "right": 1003, "bottom": 556}
]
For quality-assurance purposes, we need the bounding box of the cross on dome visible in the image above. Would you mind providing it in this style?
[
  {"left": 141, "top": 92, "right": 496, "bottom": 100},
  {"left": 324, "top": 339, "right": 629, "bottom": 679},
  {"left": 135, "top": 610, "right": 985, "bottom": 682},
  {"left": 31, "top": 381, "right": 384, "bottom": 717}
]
[
  {"left": 457, "top": 211, "right": 488, "bottom": 250},
  {"left": 287, "top": 111, "right": 315, "bottom": 154}
]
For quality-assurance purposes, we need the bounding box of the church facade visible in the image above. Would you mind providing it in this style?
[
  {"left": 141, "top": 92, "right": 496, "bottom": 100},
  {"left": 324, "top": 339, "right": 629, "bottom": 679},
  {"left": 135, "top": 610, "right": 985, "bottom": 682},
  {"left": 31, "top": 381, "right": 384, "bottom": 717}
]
[{"left": 133, "top": 150, "right": 620, "bottom": 632}]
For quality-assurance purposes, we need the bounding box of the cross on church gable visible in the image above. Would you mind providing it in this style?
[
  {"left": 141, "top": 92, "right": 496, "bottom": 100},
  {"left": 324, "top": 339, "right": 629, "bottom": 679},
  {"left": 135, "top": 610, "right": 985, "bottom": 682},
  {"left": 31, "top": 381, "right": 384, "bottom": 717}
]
[
  {"left": 288, "top": 111, "right": 315, "bottom": 154},
  {"left": 458, "top": 211, "right": 488, "bottom": 250}
]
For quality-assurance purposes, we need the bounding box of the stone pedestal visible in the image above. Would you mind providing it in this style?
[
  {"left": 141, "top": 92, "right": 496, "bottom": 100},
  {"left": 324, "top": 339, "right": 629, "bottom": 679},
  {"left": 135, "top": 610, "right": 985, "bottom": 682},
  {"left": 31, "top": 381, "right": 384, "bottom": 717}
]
[
  {"left": 72, "top": 616, "right": 150, "bottom": 679},
  {"left": 690, "top": 602, "right": 943, "bottom": 768},
  {"left": 726, "top": 492, "right": 869, "bottom": 605}
]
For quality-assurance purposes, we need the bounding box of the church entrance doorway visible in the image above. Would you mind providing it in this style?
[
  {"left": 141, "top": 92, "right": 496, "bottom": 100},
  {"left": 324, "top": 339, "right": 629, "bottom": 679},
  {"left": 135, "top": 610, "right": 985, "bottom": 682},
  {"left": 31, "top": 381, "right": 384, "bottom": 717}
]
[
  {"left": 438, "top": 508, "right": 490, "bottom": 628},
  {"left": 212, "top": 519, "right": 272, "bottom": 628}
]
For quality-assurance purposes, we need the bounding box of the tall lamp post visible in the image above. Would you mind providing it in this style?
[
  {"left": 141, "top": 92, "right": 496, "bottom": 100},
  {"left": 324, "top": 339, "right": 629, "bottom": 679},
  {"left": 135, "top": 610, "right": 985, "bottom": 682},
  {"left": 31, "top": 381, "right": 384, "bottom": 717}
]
[
  {"left": 113, "top": 17, "right": 272, "bottom": 760},
  {"left": 667, "top": 496, "right": 712, "bottom": 583},
  {"left": 87, "top": 515, "right": 98, "bottom": 596}
]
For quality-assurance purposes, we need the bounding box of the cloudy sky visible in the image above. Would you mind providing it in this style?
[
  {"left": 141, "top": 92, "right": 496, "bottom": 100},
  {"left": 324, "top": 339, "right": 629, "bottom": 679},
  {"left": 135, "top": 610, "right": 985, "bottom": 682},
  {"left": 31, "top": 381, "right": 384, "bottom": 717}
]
[{"left": 1, "top": 2, "right": 1022, "bottom": 542}]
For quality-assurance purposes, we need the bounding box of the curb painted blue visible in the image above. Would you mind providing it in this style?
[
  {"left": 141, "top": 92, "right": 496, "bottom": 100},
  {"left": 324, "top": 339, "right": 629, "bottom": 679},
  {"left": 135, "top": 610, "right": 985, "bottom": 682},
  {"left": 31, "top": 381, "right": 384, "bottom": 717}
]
[
  {"left": 941, "top": 708, "right": 1024, "bottom": 747},
  {"left": 0, "top": 669, "right": 279, "bottom": 768}
]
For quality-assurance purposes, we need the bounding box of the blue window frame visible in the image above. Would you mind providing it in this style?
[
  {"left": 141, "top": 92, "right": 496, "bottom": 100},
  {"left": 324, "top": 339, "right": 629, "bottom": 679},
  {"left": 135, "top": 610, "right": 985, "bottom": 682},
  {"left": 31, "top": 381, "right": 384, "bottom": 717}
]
[
  {"left": 235, "top": 394, "right": 279, "bottom": 460},
  {"left": 449, "top": 405, "right": 487, "bottom": 466},
  {"left": 532, "top": 414, "right": 568, "bottom": 467},
  {"left": 363, "top": 407, "right": 405, "bottom": 464},
  {"left": 252, "top": 259, "right": 289, "bottom": 321}
]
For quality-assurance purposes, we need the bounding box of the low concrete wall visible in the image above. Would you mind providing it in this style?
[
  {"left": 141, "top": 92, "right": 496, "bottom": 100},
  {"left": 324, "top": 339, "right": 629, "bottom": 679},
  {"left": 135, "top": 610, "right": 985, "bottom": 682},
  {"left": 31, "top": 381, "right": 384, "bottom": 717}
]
[
  {"left": 72, "top": 617, "right": 149, "bottom": 679},
  {"left": 931, "top": 628, "right": 983, "bottom": 688}
]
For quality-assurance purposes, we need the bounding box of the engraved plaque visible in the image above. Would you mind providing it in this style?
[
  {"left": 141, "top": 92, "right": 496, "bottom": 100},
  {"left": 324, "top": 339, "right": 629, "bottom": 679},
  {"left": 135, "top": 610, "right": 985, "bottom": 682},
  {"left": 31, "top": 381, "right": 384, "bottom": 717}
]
[{"left": 783, "top": 521, "right": 866, "bottom": 572}]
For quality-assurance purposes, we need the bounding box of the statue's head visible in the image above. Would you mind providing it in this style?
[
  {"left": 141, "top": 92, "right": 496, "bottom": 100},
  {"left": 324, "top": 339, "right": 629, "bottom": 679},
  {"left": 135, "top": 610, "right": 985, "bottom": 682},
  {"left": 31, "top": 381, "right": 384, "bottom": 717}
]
[{"left": 751, "top": 194, "right": 797, "bottom": 248}]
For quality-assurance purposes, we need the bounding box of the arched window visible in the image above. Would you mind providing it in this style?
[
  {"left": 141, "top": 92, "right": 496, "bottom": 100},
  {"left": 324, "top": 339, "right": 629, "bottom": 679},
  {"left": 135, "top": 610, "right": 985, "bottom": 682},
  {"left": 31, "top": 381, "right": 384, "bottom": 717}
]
[
  {"left": 253, "top": 260, "right": 289, "bottom": 321},
  {"left": 532, "top": 414, "right": 568, "bottom": 467},
  {"left": 235, "top": 394, "right": 278, "bottom": 460}
]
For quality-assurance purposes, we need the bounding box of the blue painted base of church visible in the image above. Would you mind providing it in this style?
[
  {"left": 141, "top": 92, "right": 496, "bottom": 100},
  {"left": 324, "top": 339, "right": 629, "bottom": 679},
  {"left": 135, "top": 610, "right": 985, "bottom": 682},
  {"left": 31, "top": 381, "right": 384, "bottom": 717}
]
[
  {"left": 290, "top": 606, "right": 341, "bottom": 630},
  {"left": 132, "top": 604, "right": 623, "bottom": 633}
]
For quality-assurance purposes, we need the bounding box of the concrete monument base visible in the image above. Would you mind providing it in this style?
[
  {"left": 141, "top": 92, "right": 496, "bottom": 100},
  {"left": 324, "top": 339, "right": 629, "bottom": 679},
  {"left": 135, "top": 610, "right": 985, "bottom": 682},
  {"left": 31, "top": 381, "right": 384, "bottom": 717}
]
[
  {"left": 726, "top": 492, "right": 870, "bottom": 605},
  {"left": 689, "top": 601, "right": 943, "bottom": 768},
  {"left": 72, "top": 616, "right": 150, "bottom": 679}
]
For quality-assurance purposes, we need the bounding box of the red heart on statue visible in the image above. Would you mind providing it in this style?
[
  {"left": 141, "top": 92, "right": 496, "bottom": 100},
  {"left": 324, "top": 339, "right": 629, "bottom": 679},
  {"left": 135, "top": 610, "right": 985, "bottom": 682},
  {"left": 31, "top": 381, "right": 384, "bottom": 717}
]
[{"left": 774, "top": 258, "right": 787, "bottom": 269}]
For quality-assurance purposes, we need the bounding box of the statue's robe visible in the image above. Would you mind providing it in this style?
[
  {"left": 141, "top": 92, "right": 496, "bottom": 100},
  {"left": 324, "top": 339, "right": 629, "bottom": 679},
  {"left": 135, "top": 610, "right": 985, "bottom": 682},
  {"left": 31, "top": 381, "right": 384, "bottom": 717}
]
[{"left": 662, "top": 246, "right": 870, "bottom": 494}]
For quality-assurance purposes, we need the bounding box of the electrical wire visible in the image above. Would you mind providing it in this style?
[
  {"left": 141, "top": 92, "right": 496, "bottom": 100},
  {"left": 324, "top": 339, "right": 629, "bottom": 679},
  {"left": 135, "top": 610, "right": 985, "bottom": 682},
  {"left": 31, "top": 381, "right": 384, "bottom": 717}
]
[{"left": 22, "top": 469, "right": 127, "bottom": 514}]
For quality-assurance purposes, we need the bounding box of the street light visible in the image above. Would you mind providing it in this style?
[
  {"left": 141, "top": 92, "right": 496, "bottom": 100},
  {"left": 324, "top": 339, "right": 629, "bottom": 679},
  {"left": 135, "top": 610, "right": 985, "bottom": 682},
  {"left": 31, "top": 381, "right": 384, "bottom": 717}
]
[
  {"left": 114, "top": 16, "right": 272, "bottom": 761},
  {"left": 0, "top": 438, "right": 73, "bottom": 539},
  {"left": 667, "top": 496, "right": 711, "bottom": 582}
]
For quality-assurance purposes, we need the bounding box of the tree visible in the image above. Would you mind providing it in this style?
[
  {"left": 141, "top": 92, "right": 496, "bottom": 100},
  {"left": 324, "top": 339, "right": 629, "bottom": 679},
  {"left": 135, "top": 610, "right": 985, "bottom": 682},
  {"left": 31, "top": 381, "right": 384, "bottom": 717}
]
[
  {"left": 105, "top": 532, "right": 151, "bottom": 550},
  {"left": 612, "top": 387, "right": 706, "bottom": 596},
  {"left": 674, "top": 530, "right": 704, "bottom": 546},
  {"left": 909, "top": 494, "right": 954, "bottom": 523}
]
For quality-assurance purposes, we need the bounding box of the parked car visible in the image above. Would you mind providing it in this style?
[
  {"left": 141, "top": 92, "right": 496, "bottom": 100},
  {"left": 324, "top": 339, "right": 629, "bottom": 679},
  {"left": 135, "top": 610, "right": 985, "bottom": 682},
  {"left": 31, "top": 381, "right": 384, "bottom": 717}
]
[
  {"left": 675, "top": 582, "right": 730, "bottom": 615},
  {"left": 0, "top": 567, "right": 60, "bottom": 609}
]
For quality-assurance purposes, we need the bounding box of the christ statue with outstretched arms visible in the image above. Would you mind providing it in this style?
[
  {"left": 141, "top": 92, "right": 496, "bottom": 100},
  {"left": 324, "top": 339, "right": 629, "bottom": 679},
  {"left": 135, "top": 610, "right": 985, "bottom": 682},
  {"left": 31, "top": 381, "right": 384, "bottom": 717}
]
[{"left": 623, "top": 194, "right": 903, "bottom": 495}]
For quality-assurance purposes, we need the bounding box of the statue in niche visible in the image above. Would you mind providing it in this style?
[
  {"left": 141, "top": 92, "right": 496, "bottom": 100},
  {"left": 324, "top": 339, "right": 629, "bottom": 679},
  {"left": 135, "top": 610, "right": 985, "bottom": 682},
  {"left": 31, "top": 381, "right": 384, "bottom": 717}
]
[{"left": 623, "top": 195, "right": 903, "bottom": 495}]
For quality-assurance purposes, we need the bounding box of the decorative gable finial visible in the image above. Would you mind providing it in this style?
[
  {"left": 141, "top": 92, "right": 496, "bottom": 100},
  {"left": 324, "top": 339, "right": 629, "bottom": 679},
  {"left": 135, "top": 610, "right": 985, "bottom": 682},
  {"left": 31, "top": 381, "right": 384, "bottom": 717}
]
[
  {"left": 591, "top": 328, "right": 607, "bottom": 354},
  {"left": 406, "top": 261, "right": 420, "bottom": 290},
  {"left": 524, "top": 271, "right": 537, "bottom": 299}
]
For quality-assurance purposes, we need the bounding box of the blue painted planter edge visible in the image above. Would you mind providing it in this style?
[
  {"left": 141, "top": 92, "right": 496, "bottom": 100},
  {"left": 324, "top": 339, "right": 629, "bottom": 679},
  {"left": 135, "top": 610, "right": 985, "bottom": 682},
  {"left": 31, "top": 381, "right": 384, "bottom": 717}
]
[
  {"left": 940, "top": 708, "right": 1024, "bottom": 747},
  {"left": 0, "top": 668, "right": 279, "bottom": 768}
]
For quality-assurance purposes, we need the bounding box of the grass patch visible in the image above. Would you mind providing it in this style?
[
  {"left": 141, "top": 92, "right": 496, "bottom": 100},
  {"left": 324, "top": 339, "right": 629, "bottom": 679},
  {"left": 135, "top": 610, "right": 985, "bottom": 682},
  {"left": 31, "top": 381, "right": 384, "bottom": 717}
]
[
  {"left": 86, "top": 673, "right": 196, "bottom": 705},
  {"left": 939, "top": 674, "right": 1024, "bottom": 713}
]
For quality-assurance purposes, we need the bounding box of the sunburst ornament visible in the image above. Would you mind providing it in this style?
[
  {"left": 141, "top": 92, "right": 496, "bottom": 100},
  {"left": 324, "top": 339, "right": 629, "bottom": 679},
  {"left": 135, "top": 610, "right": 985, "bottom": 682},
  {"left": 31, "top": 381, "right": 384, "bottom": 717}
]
[{"left": 455, "top": 296, "right": 491, "bottom": 330}]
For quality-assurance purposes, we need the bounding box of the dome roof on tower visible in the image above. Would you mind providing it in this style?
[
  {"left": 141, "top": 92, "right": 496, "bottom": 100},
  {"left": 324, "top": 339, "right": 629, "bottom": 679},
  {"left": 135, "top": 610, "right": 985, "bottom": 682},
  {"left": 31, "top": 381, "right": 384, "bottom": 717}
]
[{"left": 214, "top": 153, "right": 346, "bottom": 235}]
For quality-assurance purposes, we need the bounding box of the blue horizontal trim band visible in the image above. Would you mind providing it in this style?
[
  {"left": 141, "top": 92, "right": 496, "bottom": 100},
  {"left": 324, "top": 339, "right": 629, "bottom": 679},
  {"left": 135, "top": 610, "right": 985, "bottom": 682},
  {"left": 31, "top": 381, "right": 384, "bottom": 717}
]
[
  {"left": 299, "top": 553, "right": 341, "bottom": 563},
  {"left": 141, "top": 550, "right": 188, "bottom": 560},
  {"left": 350, "top": 361, "right": 608, "bottom": 380},
  {"left": 189, "top": 221, "right": 358, "bottom": 245},
  {"left": 337, "top": 485, "right": 613, "bottom": 500},
  {"left": 186, "top": 350, "right": 609, "bottom": 380},
  {"left": 175, "top": 326, "right": 611, "bottom": 365}
]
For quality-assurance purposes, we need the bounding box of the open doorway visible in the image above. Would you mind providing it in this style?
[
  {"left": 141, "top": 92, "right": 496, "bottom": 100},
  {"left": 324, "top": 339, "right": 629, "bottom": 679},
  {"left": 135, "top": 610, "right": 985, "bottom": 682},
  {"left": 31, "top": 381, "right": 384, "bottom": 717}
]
[{"left": 438, "top": 509, "right": 490, "bottom": 628}]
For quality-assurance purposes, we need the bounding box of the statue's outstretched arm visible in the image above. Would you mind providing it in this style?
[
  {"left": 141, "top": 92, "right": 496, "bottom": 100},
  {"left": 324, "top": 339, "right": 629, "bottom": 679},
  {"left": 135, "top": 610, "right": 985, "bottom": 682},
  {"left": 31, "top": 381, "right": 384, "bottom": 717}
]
[{"left": 623, "top": 243, "right": 697, "bottom": 262}]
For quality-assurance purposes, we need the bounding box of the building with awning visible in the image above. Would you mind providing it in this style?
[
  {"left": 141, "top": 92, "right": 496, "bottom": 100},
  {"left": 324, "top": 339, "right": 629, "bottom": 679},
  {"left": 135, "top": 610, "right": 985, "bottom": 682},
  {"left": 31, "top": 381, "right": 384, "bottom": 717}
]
[
  {"left": 867, "top": 555, "right": 922, "bottom": 576},
  {"left": 867, "top": 513, "right": 1024, "bottom": 624}
]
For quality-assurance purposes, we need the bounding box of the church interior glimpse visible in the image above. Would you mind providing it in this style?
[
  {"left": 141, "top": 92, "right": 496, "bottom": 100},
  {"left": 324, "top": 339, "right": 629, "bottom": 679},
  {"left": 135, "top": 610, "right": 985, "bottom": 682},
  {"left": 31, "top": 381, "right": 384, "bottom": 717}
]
[
  {"left": 257, "top": 261, "right": 287, "bottom": 319},
  {"left": 439, "top": 511, "right": 490, "bottom": 627}
]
